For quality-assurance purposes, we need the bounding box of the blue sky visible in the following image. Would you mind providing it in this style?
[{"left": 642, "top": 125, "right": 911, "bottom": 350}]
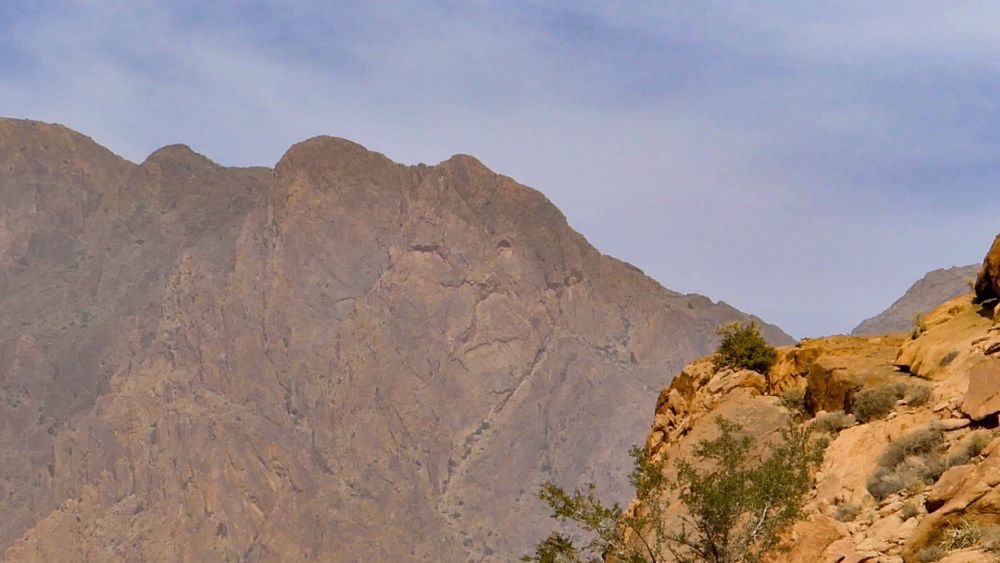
[{"left": 2, "top": 1, "right": 998, "bottom": 337}]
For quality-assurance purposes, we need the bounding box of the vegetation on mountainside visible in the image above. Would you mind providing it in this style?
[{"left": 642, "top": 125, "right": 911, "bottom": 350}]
[
  {"left": 712, "top": 322, "right": 777, "bottom": 377},
  {"left": 524, "top": 418, "right": 826, "bottom": 563},
  {"left": 850, "top": 381, "right": 932, "bottom": 423}
]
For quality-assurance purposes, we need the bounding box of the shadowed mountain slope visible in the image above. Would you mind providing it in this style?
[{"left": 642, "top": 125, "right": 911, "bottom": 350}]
[{"left": 0, "top": 118, "right": 791, "bottom": 561}]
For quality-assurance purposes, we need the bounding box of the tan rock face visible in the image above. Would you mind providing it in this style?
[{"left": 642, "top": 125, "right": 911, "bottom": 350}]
[
  {"left": 0, "top": 119, "right": 793, "bottom": 561},
  {"left": 974, "top": 233, "right": 1000, "bottom": 304},
  {"left": 629, "top": 280, "right": 1000, "bottom": 563},
  {"left": 961, "top": 358, "right": 1000, "bottom": 421}
]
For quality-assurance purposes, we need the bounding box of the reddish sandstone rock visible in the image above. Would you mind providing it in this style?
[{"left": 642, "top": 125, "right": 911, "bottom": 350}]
[{"left": 974, "top": 233, "right": 1000, "bottom": 304}]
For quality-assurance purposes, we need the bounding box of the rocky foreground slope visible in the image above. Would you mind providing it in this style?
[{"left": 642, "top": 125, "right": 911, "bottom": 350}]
[
  {"left": 627, "top": 237, "right": 1000, "bottom": 562},
  {"left": 853, "top": 265, "right": 980, "bottom": 337},
  {"left": 0, "top": 118, "right": 792, "bottom": 561}
]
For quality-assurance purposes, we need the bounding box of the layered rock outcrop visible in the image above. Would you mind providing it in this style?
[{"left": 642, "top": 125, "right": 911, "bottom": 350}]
[
  {"left": 974, "top": 234, "right": 1000, "bottom": 304},
  {"left": 629, "top": 282, "right": 1000, "bottom": 562},
  {"left": 0, "top": 118, "right": 792, "bottom": 561}
]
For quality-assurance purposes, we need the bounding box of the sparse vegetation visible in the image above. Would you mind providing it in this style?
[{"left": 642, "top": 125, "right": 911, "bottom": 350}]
[
  {"left": 915, "top": 545, "right": 945, "bottom": 562},
  {"left": 779, "top": 386, "right": 806, "bottom": 415},
  {"left": 850, "top": 382, "right": 931, "bottom": 422},
  {"left": 712, "top": 322, "right": 777, "bottom": 377},
  {"left": 938, "top": 350, "right": 959, "bottom": 368},
  {"left": 906, "top": 383, "right": 933, "bottom": 407},
  {"left": 947, "top": 430, "right": 994, "bottom": 467},
  {"left": 912, "top": 314, "right": 928, "bottom": 339},
  {"left": 982, "top": 525, "right": 1000, "bottom": 552},
  {"left": 866, "top": 427, "right": 946, "bottom": 500},
  {"left": 851, "top": 385, "right": 900, "bottom": 422},
  {"left": 526, "top": 418, "right": 826, "bottom": 563},
  {"left": 832, "top": 501, "right": 861, "bottom": 522},
  {"left": 939, "top": 518, "right": 981, "bottom": 551},
  {"left": 809, "top": 410, "right": 851, "bottom": 434},
  {"left": 900, "top": 501, "right": 920, "bottom": 520}
]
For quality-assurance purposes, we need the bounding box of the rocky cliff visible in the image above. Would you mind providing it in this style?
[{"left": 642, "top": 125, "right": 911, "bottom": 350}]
[
  {"left": 627, "top": 240, "right": 1000, "bottom": 562},
  {"left": 0, "top": 118, "right": 792, "bottom": 561},
  {"left": 853, "top": 265, "right": 979, "bottom": 336}
]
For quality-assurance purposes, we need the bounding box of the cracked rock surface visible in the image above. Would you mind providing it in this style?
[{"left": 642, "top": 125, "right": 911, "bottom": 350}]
[{"left": 0, "top": 119, "right": 791, "bottom": 562}]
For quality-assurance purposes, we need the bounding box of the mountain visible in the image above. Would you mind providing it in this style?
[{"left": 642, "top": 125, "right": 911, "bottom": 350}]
[
  {"left": 616, "top": 240, "right": 1000, "bottom": 562},
  {"left": 852, "top": 265, "right": 979, "bottom": 336},
  {"left": 0, "top": 118, "right": 792, "bottom": 561}
]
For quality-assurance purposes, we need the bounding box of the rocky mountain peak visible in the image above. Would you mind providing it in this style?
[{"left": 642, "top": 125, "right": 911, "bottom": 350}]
[{"left": 0, "top": 119, "right": 791, "bottom": 561}]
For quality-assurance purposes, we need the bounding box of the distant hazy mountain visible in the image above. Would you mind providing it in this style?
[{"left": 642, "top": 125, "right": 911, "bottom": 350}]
[{"left": 851, "top": 265, "right": 979, "bottom": 336}]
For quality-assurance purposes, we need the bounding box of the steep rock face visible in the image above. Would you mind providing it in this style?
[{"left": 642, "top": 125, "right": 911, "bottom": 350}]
[
  {"left": 974, "top": 234, "right": 1000, "bottom": 304},
  {"left": 853, "top": 265, "right": 979, "bottom": 336},
  {"left": 0, "top": 119, "right": 792, "bottom": 561}
]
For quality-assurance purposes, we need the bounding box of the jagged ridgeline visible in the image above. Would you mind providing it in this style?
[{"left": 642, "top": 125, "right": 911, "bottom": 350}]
[{"left": 0, "top": 118, "right": 791, "bottom": 561}]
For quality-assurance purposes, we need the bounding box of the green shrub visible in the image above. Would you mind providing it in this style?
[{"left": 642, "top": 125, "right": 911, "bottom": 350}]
[
  {"left": 809, "top": 411, "right": 851, "bottom": 434},
  {"left": 526, "top": 418, "right": 827, "bottom": 563},
  {"left": 832, "top": 502, "right": 861, "bottom": 522},
  {"left": 850, "top": 382, "right": 930, "bottom": 422},
  {"left": 851, "top": 386, "right": 900, "bottom": 422},
  {"left": 712, "top": 322, "right": 777, "bottom": 376}
]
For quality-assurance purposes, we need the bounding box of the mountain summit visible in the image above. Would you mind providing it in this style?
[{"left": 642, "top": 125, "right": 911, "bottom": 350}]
[{"left": 0, "top": 118, "right": 791, "bottom": 561}]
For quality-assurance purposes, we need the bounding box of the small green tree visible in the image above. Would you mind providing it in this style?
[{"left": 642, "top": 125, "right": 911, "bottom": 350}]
[
  {"left": 713, "top": 322, "right": 777, "bottom": 376},
  {"left": 666, "top": 418, "right": 827, "bottom": 563},
  {"left": 522, "top": 446, "right": 670, "bottom": 563},
  {"left": 525, "top": 418, "right": 826, "bottom": 563}
]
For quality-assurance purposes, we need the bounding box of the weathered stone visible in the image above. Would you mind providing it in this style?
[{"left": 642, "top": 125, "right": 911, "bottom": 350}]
[
  {"left": 974, "top": 233, "right": 1000, "bottom": 303},
  {"left": 774, "top": 515, "right": 847, "bottom": 563},
  {"left": 0, "top": 118, "right": 796, "bottom": 562},
  {"left": 961, "top": 358, "right": 1000, "bottom": 420},
  {"left": 925, "top": 464, "right": 976, "bottom": 512}
]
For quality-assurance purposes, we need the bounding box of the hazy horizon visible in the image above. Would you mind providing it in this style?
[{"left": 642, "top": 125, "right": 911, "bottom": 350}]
[{"left": 3, "top": 1, "right": 998, "bottom": 337}]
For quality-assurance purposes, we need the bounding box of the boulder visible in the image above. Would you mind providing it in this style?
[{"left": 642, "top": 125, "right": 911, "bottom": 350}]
[
  {"left": 974, "top": 233, "right": 1000, "bottom": 304},
  {"left": 774, "top": 515, "right": 847, "bottom": 563},
  {"left": 926, "top": 464, "right": 976, "bottom": 512},
  {"left": 961, "top": 358, "right": 1000, "bottom": 421},
  {"left": 903, "top": 446, "right": 1000, "bottom": 560}
]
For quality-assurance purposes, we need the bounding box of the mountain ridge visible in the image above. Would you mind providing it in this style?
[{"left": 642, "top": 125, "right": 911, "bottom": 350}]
[{"left": 0, "top": 117, "right": 791, "bottom": 561}]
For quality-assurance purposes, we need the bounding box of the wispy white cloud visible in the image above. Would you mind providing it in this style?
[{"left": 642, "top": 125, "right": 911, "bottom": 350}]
[{"left": 1, "top": 1, "right": 997, "bottom": 336}]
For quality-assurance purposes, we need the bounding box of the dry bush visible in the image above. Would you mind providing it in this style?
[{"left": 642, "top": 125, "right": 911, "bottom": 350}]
[
  {"left": 867, "top": 427, "right": 946, "bottom": 500},
  {"left": 982, "top": 525, "right": 1000, "bottom": 552},
  {"left": 940, "top": 518, "right": 981, "bottom": 551},
  {"left": 852, "top": 386, "right": 900, "bottom": 422},
  {"left": 900, "top": 501, "right": 920, "bottom": 519},
  {"left": 905, "top": 384, "right": 933, "bottom": 407},
  {"left": 915, "top": 545, "right": 945, "bottom": 562},
  {"left": 832, "top": 502, "right": 861, "bottom": 522},
  {"left": 810, "top": 410, "right": 851, "bottom": 434},
  {"left": 947, "top": 430, "right": 994, "bottom": 467},
  {"left": 780, "top": 386, "right": 806, "bottom": 414}
]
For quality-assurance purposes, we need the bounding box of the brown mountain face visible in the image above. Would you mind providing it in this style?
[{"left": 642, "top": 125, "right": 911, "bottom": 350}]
[
  {"left": 852, "top": 265, "right": 979, "bottom": 336},
  {"left": 0, "top": 118, "right": 792, "bottom": 562}
]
